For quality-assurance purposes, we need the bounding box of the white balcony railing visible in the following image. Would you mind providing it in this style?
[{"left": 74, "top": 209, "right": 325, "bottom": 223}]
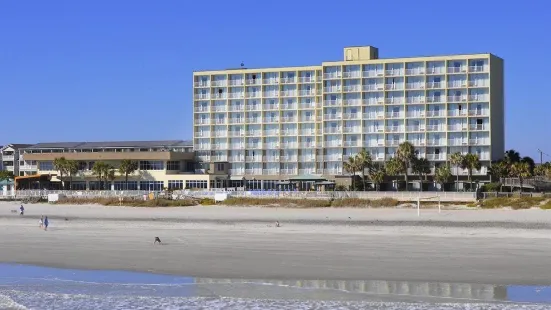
[
  {"left": 447, "top": 67, "right": 467, "bottom": 73},
  {"left": 342, "top": 71, "right": 361, "bottom": 78},
  {"left": 426, "top": 125, "right": 445, "bottom": 131},
  {"left": 447, "top": 96, "right": 468, "bottom": 102},
  {"left": 385, "top": 70, "right": 403, "bottom": 76},
  {"left": 448, "top": 139, "right": 468, "bottom": 146},
  {"left": 469, "top": 66, "right": 487, "bottom": 73},
  {"left": 468, "top": 110, "right": 488, "bottom": 116},
  {"left": 426, "top": 111, "right": 444, "bottom": 117},
  {"left": 212, "top": 106, "right": 227, "bottom": 112},
  {"left": 264, "top": 130, "right": 280, "bottom": 136},
  {"left": 229, "top": 105, "right": 244, "bottom": 111},
  {"left": 245, "top": 156, "right": 263, "bottom": 162},
  {"left": 324, "top": 114, "right": 342, "bottom": 120},
  {"left": 263, "top": 169, "right": 280, "bottom": 175},
  {"left": 405, "top": 83, "right": 425, "bottom": 90},
  {"left": 448, "top": 110, "right": 468, "bottom": 117},
  {"left": 194, "top": 107, "right": 210, "bottom": 112},
  {"left": 281, "top": 130, "right": 298, "bottom": 135},
  {"left": 385, "top": 84, "right": 404, "bottom": 90},
  {"left": 228, "top": 131, "right": 244, "bottom": 137},
  {"left": 194, "top": 94, "right": 210, "bottom": 99},
  {"left": 426, "top": 154, "right": 446, "bottom": 160},
  {"left": 299, "top": 129, "right": 316, "bottom": 135},
  {"left": 343, "top": 85, "right": 361, "bottom": 92},
  {"left": 263, "top": 92, "right": 278, "bottom": 97},
  {"left": 212, "top": 156, "right": 228, "bottom": 162},
  {"left": 406, "top": 126, "right": 425, "bottom": 132},
  {"left": 385, "top": 126, "right": 403, "bottom": 132},
  {"left": 406, "top": 97, "right": 426, "bottom": 104},
  {"left": 246, "top": 130, "right": 261, "bottom": 136},
  {"left": 409, "top": 140, "right": 426, "bottom": 146},
  {"left": 406, "top": 112, "right": 425, "bottom": 118},
  {"left": 281, "top": 104, "right": 298, "bottom": 110},
  {"left": 469, "top": 139, "right": 488, "bottom": 145},
  {"left": 280, "top": 91, "right": 297, "bottom": 97},
  {"left": 363, "top": 99, "right": 384, "bottom": 106},
  {"left": 362, "top": 71, "right": 384, "bottom": 77},
  {"left": 469, "top": 95, "right": 489, "bottom": 102},
  {"left": 280, "top": 169, "right": 298, "bottom": 175},
  {"left": 426, "top": 140, "right": 445, "bottom": 146},
  {"left": 325, "top": 100, "right": 342, "bottom": 106},
  {"left": 426, "top": 67, "right": 445, "bottom": 74},
  {"left": 263, "top": 79, "right": 279, "bottom": 85},
  {"left": 194, "top": 82, "right": 210, "bottom": 87},
  {"left": 385, "top": 97, "right": 404, "bottom": 104},
  {"left": 265, "top": 156, "right": 280, "bottom": 162},
  {"left": 468, "top": 81, "right": 489, "bottom": 87},
  {"left": 426, "top": 96, "right": 443, "bottom": 103},
  {"left": 229, "top": 169, "right": 245, "bottom": 175},
  {"left": 299, "top": 77, "right": 315, "bottom": 83},
  {"left": 342, "top": 113, "right": 360, "bottom": 119},
  {"left": 363, "top": 113, "right": 385, "bottom": 119},
  {"left": 447, "top": 125, "right": 468, "bottom": 131},
  {"left": 281, "top": 77, "right": 297, "bottom": 84},
  {"left": 385, "top": 112, "right": 403, "bottom": 118},
  {"left": 245, "top": 169, "right": 263, "bottom": 175},
  {"left": 405, "top": 68, "right": 425, "bottom": 75},
  {"left": 469, "top": 124, "right": 488, "bottom": 131},
  {"left": 426, "top": 82, "right": 443, "bottom": 89},
  {"left": 343, "top": 127, "right": 361, "bottom": 133},
  {"left": 281, "top": 117, "right": 298, "bottom": 123},
  {"left": 447, "top": 82, "right": 467, "bottom": 88},
  {"left": 363, "top": 84, "right": 384, "bottom": 91}
]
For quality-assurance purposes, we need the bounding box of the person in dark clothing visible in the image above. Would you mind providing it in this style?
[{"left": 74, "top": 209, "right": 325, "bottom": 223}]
[{"left": 44, "top": 216, "right": 49, "bottom": 231}]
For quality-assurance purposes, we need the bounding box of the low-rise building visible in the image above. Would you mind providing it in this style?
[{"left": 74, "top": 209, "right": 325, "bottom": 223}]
[
  {"left": 1, "top": 144, "right": 34, "bottom": 176},
  {"left": 16, "top": 140, "right": 229, "bottom": 190}
]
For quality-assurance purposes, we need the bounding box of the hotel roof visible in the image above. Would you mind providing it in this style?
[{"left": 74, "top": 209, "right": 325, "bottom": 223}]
[{"left": 26, "top": 140, "right": 193, "bottom": 149}]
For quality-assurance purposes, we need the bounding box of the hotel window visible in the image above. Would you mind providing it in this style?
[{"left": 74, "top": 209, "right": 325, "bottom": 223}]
[
  {"left": 139, "top": 161, "right": 164, "bottom": 170},
  {"left": 140, "top": 181, "right": 164, "bottom": 191},
  {"left": 114, "top": 181, "right": 138, "bottom": 190},
  {"left": 39, "top": 161, "right": 53, "bottom": 171},
  {"left": 166, "top": 161, "right": 181, "bottom": 171},
  {"left": 217, "top": 163, "right": 225, "bottom": 171},
  {"left": 168, "top": 180, "right": 184, "bottom": 190},
  {"left": 186, "top": 180, "right": 208, "bottom": 189}
]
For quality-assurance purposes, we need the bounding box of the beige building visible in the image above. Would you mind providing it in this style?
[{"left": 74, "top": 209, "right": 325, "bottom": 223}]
[
  {"left": 193, "top": 45, "right": 504, "bottom": 189},
  {"left": 16, "top": 140, "right": 229, "bottom": 190}
]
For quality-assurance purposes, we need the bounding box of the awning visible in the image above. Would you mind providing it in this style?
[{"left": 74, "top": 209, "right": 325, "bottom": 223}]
[
  {"left": 288, "top": 174, "right": 326, "bottom": 181},
  {"left": 14, "top": 174, "right": 50, "bottom": 181},
  {"left": 315, "top": 181, "right": 335, "bottom": 185},
  {"left": 230, "top": 176, "right": 245, "bottom": 181}
]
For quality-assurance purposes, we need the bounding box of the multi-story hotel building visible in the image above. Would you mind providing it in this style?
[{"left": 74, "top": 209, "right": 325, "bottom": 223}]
[
  {"left": 1, "top": 144, "right": 34, "bottom": 176},
  {"left": 193, "top": 45, "right": 504, "bottom": 186}
]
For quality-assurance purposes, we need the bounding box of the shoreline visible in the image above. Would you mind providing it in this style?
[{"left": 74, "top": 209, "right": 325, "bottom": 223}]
[{"left": 1, "top": 203, "right": 551, "bottom": 286}]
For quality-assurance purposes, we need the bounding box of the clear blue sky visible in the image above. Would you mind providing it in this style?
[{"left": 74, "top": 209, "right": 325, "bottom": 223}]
[{"left": 1, "top": 0, "right": 550, "bottom": 161}]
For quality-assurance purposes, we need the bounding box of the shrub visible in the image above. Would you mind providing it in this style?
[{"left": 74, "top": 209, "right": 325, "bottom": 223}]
[
  {"left": 200, "top": 198, "right": 216, "bottom": 205},
  {"left": 331, "top": 198, "right": 370, "bottom": 208},
  {"left": 481, "top": 182, "right": 501, "bottom": 192},
  {"left": 370, "top": 198, "right": 400, "bottom": 208},
  {"left": 540, "top": 201, "right": 551, "bottom": 210},
  {"left": 55, "top": 197, "right": 197, "bottom": 207},
  {"left": 478, "top": 197, "right": 545, "bottom": 209},
  {"left": 221, "top": 197, "right": 331, "bottom": 208}
]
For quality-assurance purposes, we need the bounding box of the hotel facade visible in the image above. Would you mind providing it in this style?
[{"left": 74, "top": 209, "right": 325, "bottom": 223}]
[{"left": 193, "top": 46, "right": 504, "bottom": 187}]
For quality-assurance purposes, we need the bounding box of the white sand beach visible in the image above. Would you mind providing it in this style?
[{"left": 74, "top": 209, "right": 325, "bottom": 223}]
[{"left": 1, "top": 203, "right": 551, "bottom": 286}]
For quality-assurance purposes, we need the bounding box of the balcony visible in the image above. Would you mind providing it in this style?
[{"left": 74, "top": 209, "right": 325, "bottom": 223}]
[
  {"left": 228, "top": 92, "right": 244, "bottom": 99},
  {"left": 195, "top": 119, "right": 211, "bottom": 125},
  {"left": 406, "top": 125, "right": 425, "bottom": 132},
  {"left": 281, "top": 116, "right": 298, "bottom": 123},
  {"left": 325, "top": 100, "right": 342, "bottom": 106},
  {"left": 406, "top": 112, "right": 425, "bottom": 118},
  {"left": 245, "top": 156, "right": 263, "bottom": 162},
  {"left": 280, "top": 91, "right": 297, "bottom": 97},
  {"left": 343, "top": 127, "right": 360, "bottom": 133},
  {"left": 469, "top": 124, "right": 488, "bottom": 131},
  {"left": 426, "top": 140, "right": 445, "bottom": 146},
  {"left": 363, "top": 113, "right": 385, "bottom": 120},
  {"left": 300, "top": 102, "right": 316, "bottom": 109},
  {"left": 281, "top": 156, "right": 298, "bottom": 162},
  {"left": 426, "top": 154, "right": 445, "bottom": 161},
  {"left": 246, "top": 92, "right": 261, "bottom": 98},
  {"left": 469, "top": 95, "right": 489, "bottom": 102},
  {"left": 447, "top": 67, "right": 467, "bottom": 74},
  {"left": 228, "top": 131, "right": 244, "bottom": 137},
  {"left": 19, "top": 165, "right": 37, "bottom": 171},
  {"left": 324, "top": 127, "right": 342, "bottom": 134},
  {"left": 385, "top": 112, "right": 403, "bottom": 118},
  {"left": 245, "top": 169, "right": 263, "bottom": 175},
  {"left": 246, "top": 130, "right": 261, "bottom": 136},
  {"left": 448, "top": 139, "right": 468, "bottom": 146},
  {"left": 362, "top": 71, "right": 384, "bottom": 77},
  {"left": 211, "top": 93, "right": 227, "bottom": 100},
  {"left": 263, "top": 104, "right": 278, "bottom": 110},
  {"left": 469, "top": 66, "right": 487, "bottom": 73},
  {"left": 211, "top": 144, "right": 228, "bottom": 150},
  {"left": 301, "top": 117, "right": 316, "bottom": 122},
  {"left": 409, "top": 140, "right": 426, "bottom": 146},
  {"left": 325, "top": 141, "right": 343, "bottom": 147},
  {"left": 212, "top": 106, "right": 227, "bottom": 112},
  {"left": 264, "top": 130, "right": 280, "bottom": 136},
  {"left": 246, "top": 79, "right": 261, "bottom": 85},
  {"left": 229, "top": 144, "right": 245, "bottom": 150},
  {"left": 194, "top": 82, "right": 210, "bottom": 87},
  {"left": 195, "top": 144, "right": 211, "bottom": 150},
  {"left": 363, "top": 99, "right": 384, "bottom": 106},
  {"left": 213, "top": 118, "right": 227, "bottom": 125},
  {"left": 263, "top": 92, "right": 279, "bottom": 98},
  {"left": 343, "top": 85, "right": 361, "bottom": 92},
  {"left": 211, "top": 155, "right": 228, "bottom": 162},
  {"left": 2, "top": 155, "right": 15, "bottom": 161},
  {"left": 229, "top": 169, "right": 245, "bottom": 175},
  {"left": 426, "top": 96, "right": 443, "bottom": 103},
  {"left": 385, "top": 84, "right": 403, "bottom": 90},
  {"left": 281, "top": 77, "right": 297, "bottom": 84},
  {"left": 426, "top": 125, "right": 445, "bottom": 132},
  {"left": 385, "top": 140, "right": 403, "bottom": 146},
  {"left": 405, "top": 83, "right": 425, "bottom": 90},
  {"left": 264, "top": 117, "right": 279, "bottom": 123},
  {"left": 324, "top": 114, "right": 342, "bottom": 120},
  {"left": 298, "top": 141, "right": 317, "bottom": 147},
  {"left": 342, "top": 113, "right": 360, "bottom": 120},
  {"left": 281, "top": 142, "right": 298, "bottom": 149},
  {"left": 281, "top": 130, "right": 298, "bottom": 135},
  {"left": 228, "top": 79, "right": 244, "bottom": 86},
  {"left": 426, "top": 67, "right": 445, "bottom": 74},
  {"left": 246, "top": 105, "right": 261, "bottom": 111},
  {"left": 281, "top": 168, "right": 298, "bottom": 175},
  {"left": 211, "top": 80, "right": 227, "bottom": 87},
  {"left": 298, "top": 155, "right": 316, "bottom": 162},
  {"left": 324, "top": 155, "right": 343, "bottom": 161},
  {"left": 213, "top": 131, "right": 228, "bottom": 138},
  {"left": 263, "top": 142, "right": 280, "bottom": 149},
  {"left": 194, "top": 107, "right": 210, "bottom": 112},
  {"left": 468, "top": 110, "right": 488, "bottom": 116},
  {"left": 298, "top": 169, "right": 318, "bottom": 175},
  {"left": 447, "top": 96, "right": 467, "bottom": 103},
  {"left": 194, "top": 94, "right": 210, "bottom": 100},
  {"left": 323, "top": 73, "right": 341, "bottom": 79},
  {"left": 265, "top": 156, "right": 280, "bottom": 162},
  {"left": 344, "top": 141, "right": 359, "bottom": 147},
  {"left": 263, "top": 168, "right": 280, "bottom": 175},
  {"left": 385, "top": 126, "right": 403, "bottom": 132},
  {"left": 263, "top": 79, "right": 279, "bottom": 85},
  {"left": 447, "top": 125, "right": 468, "bottom": 131},
  {"left": 426, "top": 82, "right": 443, "bottom": 89},
  {"left": 281, "top": 104, "right": 298, "bottom": 110},
  {"left": 299, "top": 129, "right": 316, "bottom": 135},
  {"left": 385, "top": 70, "right": 402, "bottom": 76},
  {"left": 228, "top": 156, "right": 244, "bottom": 162},
  {"left": 363, "top": 84, "right": 384, "bottom": 91},
  {"left": 426, "top": 111, "right": 444, "bottom": 117},
  {"left": 405, "top": 68, "right": 425, "bottom": 75},
  {"left": 229, "top": 105, "right": 244, "bottom": 112},
  {"left": 299, "top": 77, "right": 315, "bottom": 83},
  {"left": 324, "top": 87, "right": 341, "bottom": 93},
  {"left": 342, "top": 71, "right": 361, "bottom": 78},
  {"left": 299, "top": 90, "right": 316, "bottom": 96},
  {"left": 322, "top": 169, "right": 342, "bottom": 175},
  {"left": 447, "top": 82, "right": 467, "bottom": 89},
  {"left": 406, "top": 97, "right": 426, "bottom": 104},
  {"left": 448, "top": 110, "right": 468, "bottom": 117},
  {"left": 385, "top": 98, "right": 404, "bottom": 104},
  {"left": 469, "top": 139, "right": 488, "bottom": 145},
  {"left": 468, "top": 81, "right": 489, "bottom": 87}
]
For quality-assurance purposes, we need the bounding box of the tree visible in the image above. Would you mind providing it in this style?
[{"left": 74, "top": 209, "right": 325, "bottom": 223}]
[
  {"left": 411, "top": 157, "right": 430, "bottom": 191},
  {"left": 510, "top": 162, "right": 532, "bottom": 193},
  {"left": 92, "top": 162, "right": 114, "bottom": 190},
  {"left": 53, "top": 157, "right": 68, "bottom": 190},
  {"left": 396, "top": 142, "right": 415, "bottom": 191},
  {"left": 534, "top": 162, "right": 551, "bottom": 178},
  {"left": 356, "top": 149, "right": 373, "bottom": 191},
  {"left": 118, "top": 159, "right": 138, "bottom": 190},
  {"left": 460, "top": 153, "right": 482, "bottom": 192},
  {"left": 449, "top": 153, "right": 464, "bottom": 191},
  {"left": 0, "top": 170, "right": 14, "bottom": 187},
  {"left": 521, "top": 156, "right": 536, "bottom": 175},
  {"left": 66, "top": 160, "right": 79, "bottom": 190},
  {"left": 343, "top": 156, "right": 360, "bottom": 191},
  {"left": 488, "top": 160, "right": 510, "bottom": 181},
  {"left": 434, "top": 164, "right": 452, "bottom": 191},
  {"left": 369, "top": 165, "right": 386, "bottom": 191},
  {"left": 385, "top": 157, "right": 405, "bottom": 191},
  {"left": 504, "top": 149, "right": 521, "bottom": 164}
]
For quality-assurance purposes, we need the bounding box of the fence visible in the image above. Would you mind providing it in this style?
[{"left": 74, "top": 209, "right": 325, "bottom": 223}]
[{"left": 4, "top": 189, "right": 477, "bottom": 202}]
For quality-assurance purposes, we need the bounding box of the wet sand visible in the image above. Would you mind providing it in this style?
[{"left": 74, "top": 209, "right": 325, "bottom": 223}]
[{"left": 1, "top": 203, "right": 550, "bottom": 285}]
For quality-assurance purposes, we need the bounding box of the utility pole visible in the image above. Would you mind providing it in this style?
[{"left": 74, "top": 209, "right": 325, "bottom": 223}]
[{"left": 537, "top": 149, "right": 550, "bottom": 165}]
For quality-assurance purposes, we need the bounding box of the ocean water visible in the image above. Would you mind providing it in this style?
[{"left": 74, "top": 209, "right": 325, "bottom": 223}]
[{"left": 0, "top": 264, "right": 550, "bottom": 310}]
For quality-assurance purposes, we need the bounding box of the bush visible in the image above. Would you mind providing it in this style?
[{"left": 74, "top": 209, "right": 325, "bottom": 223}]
[
  {"left": 370, "top": 198, "right": 400, "bottom": 208},
  {"left": 540, "top": 201, "right": 551, "bottom": 210},
  {"left": 200, "top": 198, "right": 216, "bottom": 205},
  {"left": 55, "top": 197, "right": 197, "bottom": 207},
  {"left": 331, "top": 198, "right": 370, "bottom": 208},
  {"left": 481, "top": 182, "right": 501, "bottom": 192},
  {"left": 221, "top": 197, "right": 331, "bottom": 208},
  {"left": 478, "top": 197, "right": 546, "bottom": 209}
]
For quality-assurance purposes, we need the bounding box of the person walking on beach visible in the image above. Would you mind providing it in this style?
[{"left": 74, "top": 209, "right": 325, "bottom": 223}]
[
  {"left": 43, "top": 216, "right": 49, "bottom": 231},
  {"left": 19, "top": 205, "right": 24, "bottom": 216},
  {"left": 39, "top": 215, "right": 44, "bottom": 228}
]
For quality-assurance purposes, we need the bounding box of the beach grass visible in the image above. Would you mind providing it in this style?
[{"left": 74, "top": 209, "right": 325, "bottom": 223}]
[
  {"left": 475, "top": 197, "right": 547, "bottom": 209},
  {"left": 55, "top": 197, "right": 197, "bottom": 207}
]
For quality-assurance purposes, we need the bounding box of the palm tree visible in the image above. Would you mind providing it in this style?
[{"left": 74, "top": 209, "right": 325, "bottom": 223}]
[
  {"left": 449, "top": 153, "right": 464, "bottom": 191},
  {"left": 385, "top": 157, "right": 405, "bottom": 191},
  {"left": 488, "top": 160, "right": 510, "bottom": 181},
  {"left": 92, "top": 161, "right": 114, "bottom": 190},
  {"left": 534, "top": 162, "right": 551, "bottom": 177},
  {"left": 53, "top": 157, "right": 68, "bottom": 190},
  {"left": 504, "top": 149, "right": 521, "bottom": 164},
  {"left": 0, "top": 170, "right": 14, "bottom": 189},
  {"left": 521, "top": 156, "right": 535, "bottom": 175},
  {"left": 460, "top": 153, "right": 481, "bottom": 192},
  {"left": 343, "top": 156, "right": 360, "bottom": 191},
  {"left": 434, "top": 164, "right": 452, "bottom": 191},
  {"left": 356, "top": 149, "right": 373, "bottom": 191},
  {"left": 66, "top": 160, "right": 79, "bottom": 190},
  {"left": 396, "top": 142, "right": 415, "bottom": 191},
  {"left": 411, "top": 157, "right": 430, "bottom": 191},
  {"left": 369, "top": 165, "right": 386, "bottom": 191},
  {"left": 118, "top": 159, "right": 138, "bottom": 190},
  {"left": 510, "top": 162, "right": 532, "bottom": 193}
]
